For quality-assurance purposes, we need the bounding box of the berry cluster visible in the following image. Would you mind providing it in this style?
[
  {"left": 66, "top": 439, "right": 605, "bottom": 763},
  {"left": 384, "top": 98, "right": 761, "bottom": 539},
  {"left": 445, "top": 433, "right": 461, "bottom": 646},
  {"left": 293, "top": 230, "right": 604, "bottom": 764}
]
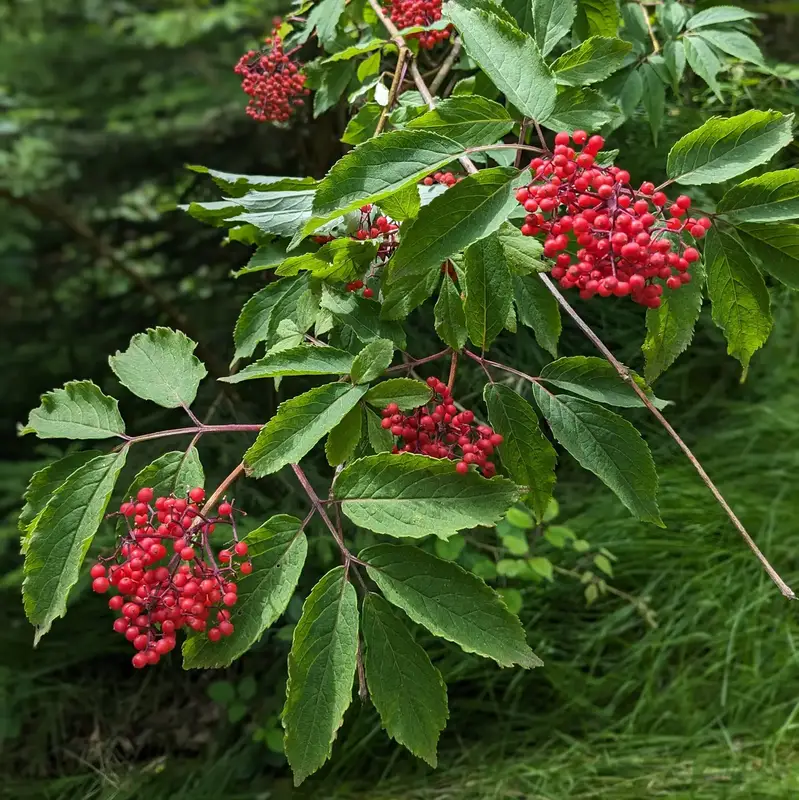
[
  {"left": 516, "top": 131, "right": 711, "bottom": 308},
  {"left": 421, "top": 170, "right": 462, "bottom": 187},
  {"left": 345, "top": 205, "right": 400, "bottom": 298},
  {"left": 92, "top": 487, "right": 251, "bottom": 669},
  {"left": 381, "top": 376, "right": 502, "bottom": 476},
  {"left": 234, "top": 23, "right": 308, "bottom": 123},
  {"left": 383, "top": 0, "right": 451, "bottom": 48}
]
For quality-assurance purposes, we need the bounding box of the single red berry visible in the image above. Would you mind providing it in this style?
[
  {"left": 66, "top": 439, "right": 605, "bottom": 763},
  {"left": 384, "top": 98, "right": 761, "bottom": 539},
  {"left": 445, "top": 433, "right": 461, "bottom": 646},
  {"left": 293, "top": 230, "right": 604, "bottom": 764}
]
[
  {"left": 132, "top": 652, "right": 148, "bottom": 669},
  {"left": 234, "top": 541, "right": 248, "bottom": 557},
  {"left": 363, "top": 287, "right": 374, "bottom": 299},
  {"left": 137, "top": 488, "right": 154, "bottom": 503},
  {"left": 240, "top": 561, "right": 253, "bottom": 575},
  {"left": 90, "top": 563, "right": 106, "bottom": 578},
  {"left": 455, "top": 461, "right": 469, "bottom": 475},
  {"left": 219, "top": 549, "right": 232, "bottom": 562},
  {"left": 92, "top": 577, "right": 110, "bottom": 593},
  {"left": 208, "top": 627, "right": 222, "bottom": 642},
  {"left": 218, "top": 502, "right": 233, "bottom": 516},
  {"left": 180, "top": 547, "right": 196, "bottom": 561},
  {"left": 223, "top": 592, "right": 238, "bottom": 607},
  {"left": 219, "top": 621, "right": 235, "bottom": 636}
]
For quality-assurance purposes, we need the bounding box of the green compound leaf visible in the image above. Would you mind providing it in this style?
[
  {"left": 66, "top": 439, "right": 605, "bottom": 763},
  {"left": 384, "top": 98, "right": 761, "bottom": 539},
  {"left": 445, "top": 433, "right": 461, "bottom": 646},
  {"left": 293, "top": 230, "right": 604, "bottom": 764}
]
[
  {"left": 530, "top": 385, "right": 662, "bottom": 526},
  {"left": 513, "top": 275, "right": 561, "bottom": 357},
  {"left": 350, "top": 339, "right": 394, "bottom": 384},
  {"left": 434, "top": 275, "right": 468, "bottom": 351},
  {"left": 326, "top": 405, "right": 364, "bottom": 466},
  {"left": 109, "top": 328, "right": 207, "bottom": 409},
  {"left": 642, "top": 261, "right": 705, "bottom": 383},
  {"left": 244, "top": 383, "right": 368, "bottom": 477},
  {"left": 308, "top": 130, "right": 466, "bottom": 230},
  {"left": 704, "top": 227, "right": 772, "bottom": 377},
  {"left": 283, "top": 567, "right": 359, "bottom": 786},
  {"left": 234, "top": 275, "right": 313, "bottom": 360},
  {"left": 387, "top": 167, "right": 524, "bottom": 289},
  {"left": 483, "top": 384, "right": 557, "bottom": 521},
  {"left": 736, "top": 223, "right": 799, "bottom": 289},
  {"left": 360, "top": 543, "right": 541, "bottom": 668},
  {"left": 552, "top": 36, "right": 631, "bottom": 86},
  {"left": 407, "top": 95, "right": 514, "bottom": 148},
  {"left": 19, "top": 451, "right": 101, "bottom": 539},
  {"left": 22, "top": 381, "right": 125, "bottom": 440},
  {"left": 221, "top": 345, "right": 355, "bottom": 383},
  {"left": 539, "top": 356, "right": 669, "bottom": 409},
  {"left": 23, "top": 450, "right": 127, "bottom": 645},
  {"left": 320, "top": 287, "right": 407, "bottom": 349},
  {"left": 362, "top": 593, "right": 448, "bottom": 767},
  {"left": 445, "top": 0, "right": 557, "bottom": 122},
  {"left": 463, "top": 232, "right": 513, "bottom": 350},
  {"left": 530, "top": 0, "right": 576, "bottom": 56},
  {"left": 183, "top": 515, "right": 307, "bottom": 669},
  {"left": 335, "top": 453, "right": 520, "bottom": 539},
  {"left": 717, "top": 169, "right": 799, "bottom": 224},
  {"left": 666, "top": 110, "right": 794, "bottom": 186},
  {"left": 365, "top": 378, "right": 433, "bottom": 411}
]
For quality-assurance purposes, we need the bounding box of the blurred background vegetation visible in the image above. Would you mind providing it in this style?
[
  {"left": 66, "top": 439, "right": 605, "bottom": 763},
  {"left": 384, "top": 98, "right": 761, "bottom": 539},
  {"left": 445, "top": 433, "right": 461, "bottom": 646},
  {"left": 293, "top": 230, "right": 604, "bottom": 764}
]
[{"left": 2, "top": 1, "right": 799, "bottom": 798}]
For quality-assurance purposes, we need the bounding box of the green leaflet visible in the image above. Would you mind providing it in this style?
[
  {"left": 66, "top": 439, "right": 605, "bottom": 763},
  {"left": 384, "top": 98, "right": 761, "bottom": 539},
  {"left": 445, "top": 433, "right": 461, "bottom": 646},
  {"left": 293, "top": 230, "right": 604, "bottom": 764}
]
[
  {"left": 542, "top": 87, "right": 620, "bottom": 133},
  {"left": 308, "top": 129, "right": 466, "bottom": 230},
  {"left": 497, "top": 222, "right": 546, "bottom": 275},
  {"left": 682, "top": 36, "right": 724, "bottom": 100},
  {"left": 326, "top": 405, "right": 364, "bottom": 465},
  {"left": 736, "top": 223, "right": 799, "bottom": 289},
  {"left": 704, "top": 227, "right": 772, "bottom": 377},
  {"left": 365, "top": 378, "right": 433, "bottom": 410},
  {"left": 365, "top": 406, "right": 395, "bottom": 453},
  {"left": 463, "top": 232, "right": 513, "bottom": 350},
  {"left": 221, "top": 345, "right": 355, "bottom": 383},
  {"left": 575, "top": 0, "right": 619, "bottom": 38},
  {"left": 552, "top": 36, "right": 631, "bottom": 86},
  {"left": 530, "top": 384, "right": 662, "bottom": 526},
  {"left": 283, "top": 567, "right": 359, "bottom": 785},
  {"left": 19, "top": 451, "right": 102, "bottom": 542},
  {"left": 183, "top": 515, "right": 307, "bottom": 669},
  {"left": 387, "top": 167, "right": 524, "bottom": 290},
  {"left": 657, "top": 0, "right": 687, "bottom": 36},
  {"left": 334, "top": 453, "right": 520, "bottom": 539},
  {"left": 642, "top": 261, "right": 705, "bottom": 383},
  {"left": 108, "top": 327, "right": 207, "bottom": 409},
  {"left": 22, "top": 381, "right": 125, "bottom": 440},
  {"left": 342, "top": 103, "right": 382, "bottom": 145},
  {"left": 444, "top": 1, "right": 557, "bottom": 122},
  {"left": 640, "top": 63, "right": 665, "bottom": 145},
  {"left": 229, "top": 190, "right": 316, "bottom": 237},
  {"left": 696, "top": 29, "right": 763, "bottom": 66},
  {"left": 717, "top": 170, "right": 799, "bottom": 223},
  {"left": 320, "top": 287, "right": 407, "bottom": 349},
  {"left": 539, "top": 356, "right": 670, "bottom": 409},
  {"left": 513, "top": 274, "right": 561, "bottom": 357},
  {"left": 275, "top": 238, "right": 378, "bottom": 281},
  {"left": 362, "top": 594, "right": 448, "bottom": 766},
  {"left": 530, "top": 0, "right": 576, "bottom": 55},
  {"left": 378, "top": 183, "right": 421, "bottom": 222},
  {"left": 244, "top": 382, "right": 368, "bottom": 477},
  {"left": 350, "top": 339, "right": 394, "bottom": 384},
  {"left": 23, "top": 450, "right": 127, "bottom": 644},
  {"left": 234, "top": 275, "right": 314, "bottom": 360},
  {"left": 434, "top": 275, "right": 468, "bottom": 351},
  {"left": 407, "top": 96, "right": 514, "bottom": 148},
  {"left": 685, "top": 6, "right": 759, "bottom": 29},
  {"left": 483, "top": 384, "right": 557, "bottom": 521},
  {"left": 360, "top": 543, "right": 541, "bottom": 668},
  {"left": 187, "top": 166, "right": 317, "bottom": 197},
  {"left": 667, "top": 111, "right": 795, "bottom": 186}
]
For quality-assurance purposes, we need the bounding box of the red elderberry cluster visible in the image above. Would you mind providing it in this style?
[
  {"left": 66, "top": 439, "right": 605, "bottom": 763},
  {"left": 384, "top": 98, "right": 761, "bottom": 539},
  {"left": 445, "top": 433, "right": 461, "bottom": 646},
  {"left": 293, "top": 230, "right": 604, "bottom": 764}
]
[
  {"left": 421, "top": 170, "right": 463, "bottom": 187},
  {"left": 383, "top": 0, "right": 451, "bottom": 48},
  {"left": 381, "top": 376, "right": 503, "bottom": 476},
  {"left": 92, "top": 487, "right": 251, "bottom": 669},
  {"left": 345, "top": 205, "right": 400, "bottom": 298},
  {"left": 516, "top": 130, "right": 711, "bottom": 308},
  {"left": 234, "top": 23, "right": 308, "bottom": 123}
]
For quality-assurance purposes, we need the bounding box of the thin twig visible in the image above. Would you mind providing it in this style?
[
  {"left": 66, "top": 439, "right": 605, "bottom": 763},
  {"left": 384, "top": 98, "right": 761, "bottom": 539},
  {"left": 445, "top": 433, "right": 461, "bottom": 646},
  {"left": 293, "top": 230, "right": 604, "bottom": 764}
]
[
  {"left": 199, "top": 461, "right": 246, "bottom": 518},
  {"left": 447, "top": 351, "right": 459, "bottom": 391},
  {"left": 114, "top": 423, "right": 263, "bottom": 449},
  {"left": 375, "top": 46, "right": 409, "bottom": 135},
  {"left": 639, "top": 1, "right": 660, "bottom": 53},
  {"left": 537, "top": 273, "right": 795, "bottom": 600},
  {"left": 385, "top": 348, "right": 451, "bottom": 373},
  {"left": 430, "top": 36, "right": 462, "bottom": 95},
  {"left": 515, "top": 120, "right": 531, "bottom": 169}
]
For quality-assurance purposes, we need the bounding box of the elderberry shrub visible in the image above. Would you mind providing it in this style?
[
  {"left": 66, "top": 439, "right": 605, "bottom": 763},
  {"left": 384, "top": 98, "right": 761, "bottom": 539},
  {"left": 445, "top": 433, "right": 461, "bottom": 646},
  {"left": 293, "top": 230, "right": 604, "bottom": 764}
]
[
  {"left": 234, "top": 22, "right": 309, "bottom": 123},
  {"left": 517, "top": 130, "right": 709, "bottom": 308},
  {"left": 92, "top": 486, "right": 252, "bottom": 669},
  {"left": 382, "top": 376, "right": 503, "bottom": 477}
]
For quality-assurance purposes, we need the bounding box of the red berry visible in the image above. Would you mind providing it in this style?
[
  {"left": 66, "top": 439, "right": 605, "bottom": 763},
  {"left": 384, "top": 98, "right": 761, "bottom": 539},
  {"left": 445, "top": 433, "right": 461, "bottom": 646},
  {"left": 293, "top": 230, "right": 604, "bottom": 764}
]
[
  {"left": 137, "top": 488, "right": 154, "bottom": 503},
  {"left": 455, "top": 461, "right": 469, "bottom": 475},
  {"left": 188, "top": 487, "right": 205, "bottom": 503},
  {"left": 234, "top": 541, "right": 249, "bottom": 557},
  {"left": 572, "top": 130, "right": 588, "bottom": 145},
  {"left": 90, "top": 563, "right": 106, "bottom": 578},
  {"left": 219, "top": 621, "right": 235, "bottom": 636},
  {"left": 223, "top": 592, "right": 238, "bottom": 607},
  {"left": 218, "top": 502, "right": 233, "bottom": 516},
  {"left": 240, "top": 561, "right": 253, "bottom": 575},
  {"left": 132, "top": 652, "right": 148, "bottom": 669},
  {"left": 208, "top": 627, "right": 222, "bottom": 642},
  {"left": 180, "top": 547, "right": 196, "bottom": 561},
  {"left": 363, "top": 287, "right": 374, "bottom": 299},
  {"left": 92, "top": 577, "right": 110, "bottom": 593}
]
